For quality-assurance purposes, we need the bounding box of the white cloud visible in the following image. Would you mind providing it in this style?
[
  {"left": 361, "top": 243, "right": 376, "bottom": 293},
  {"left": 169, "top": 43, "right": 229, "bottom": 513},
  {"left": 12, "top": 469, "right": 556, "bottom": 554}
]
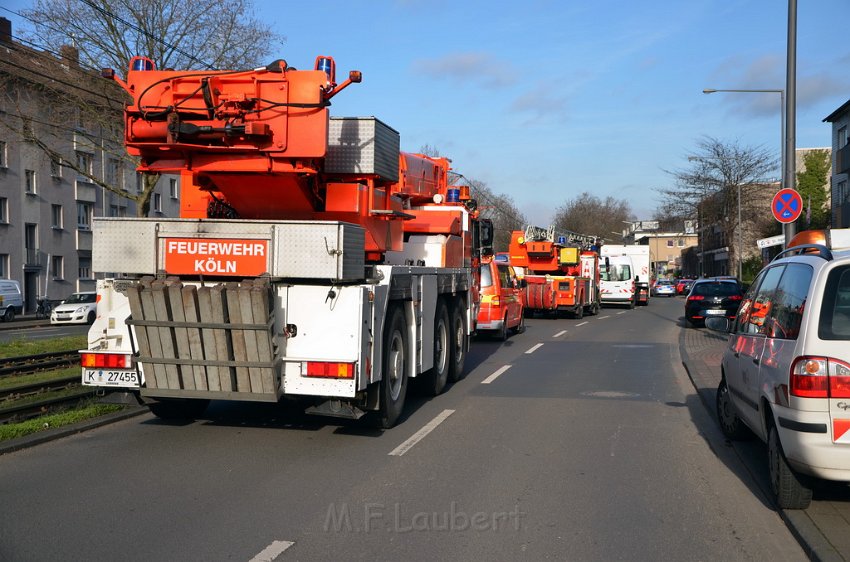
[{"left": 411, "top": 52, "right": 517, "bottom": 88}]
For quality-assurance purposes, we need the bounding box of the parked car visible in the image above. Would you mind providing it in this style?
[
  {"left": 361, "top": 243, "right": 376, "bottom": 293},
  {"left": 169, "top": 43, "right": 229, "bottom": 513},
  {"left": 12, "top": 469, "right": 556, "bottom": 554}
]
[
  {"left": 707, "top": 229, "right": 850, "bottom": 509},
  {"left": 50, "top": 291, "right": 97, "bottom": 325},
  {"left": 684, "top": 279, "right": 743, "bottom": 326},
  {"left": 653, "top": 279, "right": 677, "bottom": 297},
  {"left": 477, "top": 256, "right": 525, "bottom": 340},
  {"left": 0, "top": 279, "right": 23, "bottom": 322},
  {"left": 676, "top": 278, "right": 695, "bottom": 295}
]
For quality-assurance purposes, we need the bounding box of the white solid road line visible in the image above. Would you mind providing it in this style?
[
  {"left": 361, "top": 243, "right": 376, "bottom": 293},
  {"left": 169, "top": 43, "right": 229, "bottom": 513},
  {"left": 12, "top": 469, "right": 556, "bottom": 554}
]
[
  {"left": 597, "top": 315, "right": 610, "bottom": 319},
  {"left": 525, "top": 343, "right": 543, "bottom": 354},
  {"left": 482, "top": 365, "right": 512, "bottom": 384},
  {"left": 553, "top": 330, "right": 567, "bottom": 338},
  {"left": 389, "top": 409, "right": 455, "bottom": 456},
  {"left": 249, "top": 540, "right": 294, "bottom": 562},
  {"left": 576, "top": 321, "right": 588, "bottom": 327}
]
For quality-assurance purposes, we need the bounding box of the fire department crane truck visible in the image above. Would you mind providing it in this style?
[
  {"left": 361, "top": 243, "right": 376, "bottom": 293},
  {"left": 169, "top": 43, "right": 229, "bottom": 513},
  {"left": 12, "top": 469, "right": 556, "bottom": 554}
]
[
  {"left": 80, "top": 55, "right": 493, "bottom": 428},
  {"left": 508, "top": 226, "right": 601, "bottom": 319}
]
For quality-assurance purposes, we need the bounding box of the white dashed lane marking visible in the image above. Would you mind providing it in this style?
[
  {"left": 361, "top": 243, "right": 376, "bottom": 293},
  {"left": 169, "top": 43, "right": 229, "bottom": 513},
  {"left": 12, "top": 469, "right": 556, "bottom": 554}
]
[
  {"left": 388, "top": 409, "right": 455, "bottom": 456},
  {"left": 249, "top": 540, "right": 294, "bottom": 562},
  {"left": 525, "top": 343, "right": 543, "bottom": 354},
  {"left": 482, "top": 365, "right": 512, "bottom": 384}
]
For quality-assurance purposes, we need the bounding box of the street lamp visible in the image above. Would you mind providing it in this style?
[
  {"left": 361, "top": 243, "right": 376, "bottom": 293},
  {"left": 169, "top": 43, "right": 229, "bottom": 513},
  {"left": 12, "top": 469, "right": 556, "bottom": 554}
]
[{"left": 703, "top": 87, "right": 785, "bottom": 281}]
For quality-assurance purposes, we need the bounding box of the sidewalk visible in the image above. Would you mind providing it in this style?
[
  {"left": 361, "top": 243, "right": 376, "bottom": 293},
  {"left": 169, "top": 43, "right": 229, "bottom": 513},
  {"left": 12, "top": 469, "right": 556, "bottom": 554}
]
[{"left": 680, "top": 325, "right": 850, "bottom": 562}]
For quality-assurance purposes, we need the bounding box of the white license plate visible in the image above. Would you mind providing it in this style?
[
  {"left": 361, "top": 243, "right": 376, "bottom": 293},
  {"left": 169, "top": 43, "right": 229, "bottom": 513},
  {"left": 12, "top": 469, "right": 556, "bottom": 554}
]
[
  {"left": 83, "top": 368, "right": 139, "bottom": 387},
  {"left": 704, "top": 309, "right": 725, "bottom": 315}
]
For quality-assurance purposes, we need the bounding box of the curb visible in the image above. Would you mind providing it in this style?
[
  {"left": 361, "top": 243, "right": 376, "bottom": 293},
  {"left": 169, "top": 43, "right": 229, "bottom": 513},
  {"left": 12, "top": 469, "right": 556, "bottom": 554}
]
[{"left": 0, "top": 406, "right": 148, "bottom": 456}]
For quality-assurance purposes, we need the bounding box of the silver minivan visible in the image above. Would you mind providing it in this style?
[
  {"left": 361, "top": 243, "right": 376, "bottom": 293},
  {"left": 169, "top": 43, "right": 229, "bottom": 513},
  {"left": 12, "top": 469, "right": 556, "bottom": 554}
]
[
  {"left": 709, "top": 228, "right": 850, "bottom": 509},
  {"left": 0, "top": 280, "right": 24, "bottom": 322}
]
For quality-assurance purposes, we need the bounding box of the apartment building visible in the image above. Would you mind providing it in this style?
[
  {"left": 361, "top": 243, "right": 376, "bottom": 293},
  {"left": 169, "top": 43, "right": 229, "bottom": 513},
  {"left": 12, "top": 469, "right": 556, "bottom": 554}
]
[
  {"left": 0, "top": 17, "right": 179, "bottom": 312},
  {"left": 824, "top": 99, "right": 850, "bottom": 228}
]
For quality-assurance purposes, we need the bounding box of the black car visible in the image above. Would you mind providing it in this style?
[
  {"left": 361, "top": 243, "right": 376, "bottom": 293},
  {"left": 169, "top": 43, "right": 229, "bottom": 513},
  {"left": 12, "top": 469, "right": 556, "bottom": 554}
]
[{"left": 684, "top": 279, "right": 743, "bottom": 326}]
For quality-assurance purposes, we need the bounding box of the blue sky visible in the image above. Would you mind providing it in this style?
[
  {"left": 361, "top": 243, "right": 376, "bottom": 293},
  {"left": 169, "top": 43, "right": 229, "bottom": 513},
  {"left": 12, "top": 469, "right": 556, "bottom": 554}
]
[{"left": 3, "top": 0, "right": 848, "bottom": 226}]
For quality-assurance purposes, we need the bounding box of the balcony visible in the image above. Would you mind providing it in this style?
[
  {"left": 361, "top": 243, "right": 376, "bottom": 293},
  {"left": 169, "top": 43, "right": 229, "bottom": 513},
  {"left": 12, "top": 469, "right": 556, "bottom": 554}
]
[
  {"left": 838, "top": 143, "right": 850, "bottom": 176},
  {"left": 75, "top": 179, "right": 97, "bottom": 203},
  {"left": 76, "top": 229, "right": 92, "bottom": 251}
]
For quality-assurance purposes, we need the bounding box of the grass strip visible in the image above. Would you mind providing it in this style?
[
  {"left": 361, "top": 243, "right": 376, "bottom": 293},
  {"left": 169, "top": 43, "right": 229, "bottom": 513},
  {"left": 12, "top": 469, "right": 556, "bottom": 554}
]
[
  {"left": 0, "top": 401, "right": 125, "bottom": 441},
  {"left": 0, "top": 336, "right": 87, "bottom": 359}
]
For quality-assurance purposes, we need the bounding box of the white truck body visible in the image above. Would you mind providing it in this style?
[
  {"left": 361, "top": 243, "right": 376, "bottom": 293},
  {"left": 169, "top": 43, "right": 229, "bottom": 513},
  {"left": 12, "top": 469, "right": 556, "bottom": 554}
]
[
  {"left": 601, "top": 245, "right": 652, "bottom": 305},
  {"left": 81, "top": 216, "right": 476, "bottom": 419},
  {"left": 599, "top": 254, "right": 635, "bottom": 306}
]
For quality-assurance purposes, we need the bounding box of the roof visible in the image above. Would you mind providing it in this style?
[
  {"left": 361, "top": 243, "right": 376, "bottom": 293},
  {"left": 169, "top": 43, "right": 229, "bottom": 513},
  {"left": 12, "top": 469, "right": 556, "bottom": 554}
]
[{"left": 823, "top": 98, "right": 850, "bottom": 123}]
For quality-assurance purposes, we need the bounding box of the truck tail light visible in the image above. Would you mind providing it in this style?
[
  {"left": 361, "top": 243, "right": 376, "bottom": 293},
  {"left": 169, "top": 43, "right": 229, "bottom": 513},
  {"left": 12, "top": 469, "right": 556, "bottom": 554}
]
[
  {"left": 305, "top": 361, "right": 354, "bottom": 379},
  {"left": 80, "top": 352, "right": 132, "bottom": 369}
]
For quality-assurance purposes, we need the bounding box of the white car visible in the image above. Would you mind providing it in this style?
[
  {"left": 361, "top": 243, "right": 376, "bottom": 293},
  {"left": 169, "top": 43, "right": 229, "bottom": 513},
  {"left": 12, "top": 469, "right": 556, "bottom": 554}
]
[
  {"left": 50, "top": 291, "right": 97, "bottom": 325},
  {"left": 708, "top": 228, "right": 850, "bottom": 509}
]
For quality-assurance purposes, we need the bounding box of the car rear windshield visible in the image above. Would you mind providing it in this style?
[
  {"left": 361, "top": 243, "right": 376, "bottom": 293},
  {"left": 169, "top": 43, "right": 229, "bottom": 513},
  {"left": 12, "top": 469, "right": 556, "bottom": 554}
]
[
  {"left": 818, "top": 265, "right": 850, "bottom": 341},
  {"left": 65, "top": 293, "right": 95, "bottom": 304},
  {"left": 602, "top": 264, "right": 631, "bottom": 282},
  {"left": 692, "top": 282, "right": 740, "bottom": 297},
  {"left": 480, "top": 265, "right": 493, "bottom": 288}
]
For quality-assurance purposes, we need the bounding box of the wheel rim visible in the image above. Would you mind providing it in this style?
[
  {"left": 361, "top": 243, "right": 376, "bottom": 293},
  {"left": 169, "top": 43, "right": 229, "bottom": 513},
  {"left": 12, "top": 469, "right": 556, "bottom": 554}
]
[
  {"left": 387, "top": 331, "right": 404, "bottom": 401},
  {"left": 435, "top": 318, "right": 448, "bottom": 374},
  {"left": 718, "top": 384, "right": 735, "bottom": 432},
  {"left": 453, "top": 316, "right": 464, "bottom": 363}
]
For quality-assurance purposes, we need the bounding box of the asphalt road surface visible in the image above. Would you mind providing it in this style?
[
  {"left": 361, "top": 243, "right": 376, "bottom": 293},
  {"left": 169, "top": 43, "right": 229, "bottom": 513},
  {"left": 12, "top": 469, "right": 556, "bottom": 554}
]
[{"left": 0, "top": 298, "right": 805, "bottom": 561}]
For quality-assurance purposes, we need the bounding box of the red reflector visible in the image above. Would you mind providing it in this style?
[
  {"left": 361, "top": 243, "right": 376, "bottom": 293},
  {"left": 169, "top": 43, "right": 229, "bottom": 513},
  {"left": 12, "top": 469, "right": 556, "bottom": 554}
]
[{"left": 305, "top": 362, "right": 354, "bottom": 379}]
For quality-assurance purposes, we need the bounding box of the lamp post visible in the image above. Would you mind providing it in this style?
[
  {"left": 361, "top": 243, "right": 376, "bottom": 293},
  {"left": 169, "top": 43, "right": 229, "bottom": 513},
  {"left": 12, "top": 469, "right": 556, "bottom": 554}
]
[{"left": 703, "top": 88, "right": 785, "bottom": 281}]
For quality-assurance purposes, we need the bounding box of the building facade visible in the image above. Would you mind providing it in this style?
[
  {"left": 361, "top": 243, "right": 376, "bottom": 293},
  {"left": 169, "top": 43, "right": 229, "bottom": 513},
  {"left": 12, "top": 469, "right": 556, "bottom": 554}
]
[
  {"left": 824, "top": 99, "right": 850, "bottom": 228},
  {"left": 0, "top": 18, "right": 179, "bottom": 312}
]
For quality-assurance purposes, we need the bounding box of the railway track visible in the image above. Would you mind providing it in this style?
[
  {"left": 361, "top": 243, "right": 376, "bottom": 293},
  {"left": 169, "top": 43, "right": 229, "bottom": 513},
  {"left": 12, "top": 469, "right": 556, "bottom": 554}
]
[{"left": 0, "top": 350, "right": 96, "bottom": 424}]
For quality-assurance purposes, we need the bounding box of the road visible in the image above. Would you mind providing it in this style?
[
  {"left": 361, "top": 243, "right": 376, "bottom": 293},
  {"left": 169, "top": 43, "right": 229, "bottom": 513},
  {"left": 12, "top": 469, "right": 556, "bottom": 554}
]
[{"left": 0, "top": 298, "right": 805, "bottom": 561}]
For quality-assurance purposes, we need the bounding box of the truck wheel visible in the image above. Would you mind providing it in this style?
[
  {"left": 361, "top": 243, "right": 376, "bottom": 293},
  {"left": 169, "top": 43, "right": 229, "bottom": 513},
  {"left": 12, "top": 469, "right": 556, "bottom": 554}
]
[
  {"left": 2, "top": 307, "right": 13, "bottom": 322},
  {"left": 148, "top": 398, "right": 210, "bottom": 420},
  {"left": 498, "top": 315, "right": 509, "bottom": 341},
  {"left": 379, "top": 304, "right": 409, "bottom": 428},
  {"left": 768, "top": 424, "right": 813, "bottom": 509},
  {"left": 629, "top": 298, "right": 635, "bottom": 310},
  {"left": 420, "top": 300, "right": 450, "bottom": 396},
  {"left": 447, "top": 298, "right": 467, "bottom": 382},
  {"left": 573, "top": 304, "right": 583, "bottom": 319}
]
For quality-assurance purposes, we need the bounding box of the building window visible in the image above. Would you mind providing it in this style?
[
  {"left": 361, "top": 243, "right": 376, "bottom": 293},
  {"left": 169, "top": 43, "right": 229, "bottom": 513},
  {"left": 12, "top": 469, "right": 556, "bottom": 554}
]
[
  {"left": 106, "top": 158, "right": 122, "bottom": 186},
  {"left": 50, "top": 158, "right": 62, "bottom": 178},
  {"left": 109, "top": 204, "right": 119, "bottom": 217},
  {"left": 666, "top": 240, "right": 674, "bottom": 248},
  {"left": 0, "top": 254, "right": 8, "bottom": 278},
  {"left": 75, "top": 151, "right": 93, "bottom": 176},
  {"left": 677, "top": 239, "right": 685, "bottom": 247},
  {"left": 840, "top": 126, "right": 847, "bottom": 148},
  {"left": 77, "top": 202, "right": 92, "bottom": 229},
  {"left": 0, "top": 140, "right": 6, "bottom": 167},
  {"left": 169, "top": 177, "right": 178, "bottom": 199},
  {"left": 840, "top": 180, "right": 848, "bottom": 203},
  {"left": 153, "top": 192, "right": 162, "bottom": 213},
  {"left": 51, "top": 204, "right": 63, "bottom": 229},
  {"left": 135, "top": 172, "right": 144, "bottom": 194},
  {"left": 79, "top": 257, "right": 92, "bottom": 279},
  {"left": 25, "top": 169, "right": 36, "bottom": 194},
  {"left": 51, "top": 255, "right": 64, "bottom": 280},
  {"left": 0, "top": 197, "right": 7, "bottom": 223}
]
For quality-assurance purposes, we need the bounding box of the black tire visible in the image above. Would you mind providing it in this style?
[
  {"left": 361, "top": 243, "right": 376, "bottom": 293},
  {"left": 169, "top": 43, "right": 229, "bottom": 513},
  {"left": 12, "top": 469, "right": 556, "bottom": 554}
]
[
  {"left": 420, "top": 300, "right": 450, "bottom": 396},
  {"left": 379, "top": 304, "right": 409, "bottom": 428},
  {"left": 768, "top": 424, "right": 813, "bottom": 509},
  {"left": 86, "top": 310, "right": 96, "bottom": 324},
  {"left": 2, "top": 308, "right": 14, "bottom": 322},
  {"left": 447, "top": 298, "right": 468, "bottom": 382},
  {"left": 715, "top": 378, "right": 752, "bottom": 440},
  {"left": 573, "top": 303, "right": 584, "bottom": 319},
  {"left": 148, "top": 398, "right": 210, "bottom": 420},
  {"left": 498, "top": 315, "right": 509, "bottom": 341},
  {"left": 511, "top": 313, "right": 525, "bottom": 335},
  {"left": 629, "top": 298, "right": 635, "bottom": 310}
]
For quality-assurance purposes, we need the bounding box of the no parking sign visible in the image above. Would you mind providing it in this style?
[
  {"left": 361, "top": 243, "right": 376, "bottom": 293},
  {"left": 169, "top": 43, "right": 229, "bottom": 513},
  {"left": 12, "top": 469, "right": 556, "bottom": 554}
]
[{"left": 771, "top": 188, "right": 803, "bottom": 224}]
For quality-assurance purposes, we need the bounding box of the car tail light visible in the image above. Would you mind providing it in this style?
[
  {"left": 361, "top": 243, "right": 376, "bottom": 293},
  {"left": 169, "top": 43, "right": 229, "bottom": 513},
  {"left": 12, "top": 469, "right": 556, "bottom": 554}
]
[
  {"left": 789, "top": 356, "right": 850, "bottom": 398},
  {"left": 80, "top": 352, "right": 131, "bottom": 369},
  {"left": 305, "top": 361, "right": 354, "bottom": 379},
  {"left": 687, "top": 295, "right": 704, "bottom": 302},
  {"left": 829, "top": 359, "right": 850, "bottom": 398},
  {"left": 481, "top": 294, "right": 500, "bottom": 305},
  {"left": 728, "top": 295, "right": 743, "bottom": 301}
]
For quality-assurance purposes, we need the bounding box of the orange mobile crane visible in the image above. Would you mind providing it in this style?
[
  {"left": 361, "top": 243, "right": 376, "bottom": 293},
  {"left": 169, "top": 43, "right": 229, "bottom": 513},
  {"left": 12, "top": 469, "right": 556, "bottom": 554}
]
[
  {"left": 508, "top": 225, "right": 601, "bottom": 319},
  {"left": 80, "top": 55, "right": 493, "bottom": 428}
]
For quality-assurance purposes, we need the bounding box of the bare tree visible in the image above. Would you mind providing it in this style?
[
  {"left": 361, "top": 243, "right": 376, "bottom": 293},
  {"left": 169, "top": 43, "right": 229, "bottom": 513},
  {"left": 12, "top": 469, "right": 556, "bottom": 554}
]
[
  {"left": 552, "top": 192, "right": 635, "bottom": 241},
  {"left": 467, "top": 180, "right": 527, "bottom": 252},
  {"left": 657, "top": 137, "right": 778, "bottom": 272},
  {"left": 2, "top": 0, "right": 282, "bottom": 216},
  {"left": 21, "top": 0, "right": 283, "bottom": 72}
]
